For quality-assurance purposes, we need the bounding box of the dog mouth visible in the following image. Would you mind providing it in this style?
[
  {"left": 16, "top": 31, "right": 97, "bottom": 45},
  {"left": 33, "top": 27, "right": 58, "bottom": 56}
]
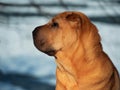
[
  {"left": 33, "top": 40, "right": 59, "bottom": 56},
  {"left": 44, "top": 49, "right": 57, "bottom": 56},
  {"left": 42, "top": 47, "right": 62, "bottom": 56}
]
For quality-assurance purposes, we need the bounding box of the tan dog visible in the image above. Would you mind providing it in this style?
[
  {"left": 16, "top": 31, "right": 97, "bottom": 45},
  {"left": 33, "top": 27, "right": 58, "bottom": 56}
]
[{"left": 32, "top": 11, "right": 120, "bottom": 90}]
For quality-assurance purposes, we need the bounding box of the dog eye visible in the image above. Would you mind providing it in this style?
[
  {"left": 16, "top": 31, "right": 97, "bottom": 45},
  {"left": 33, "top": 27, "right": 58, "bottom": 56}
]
[{"left": 51, "top": 22, "right": 59, "bottom": 28}]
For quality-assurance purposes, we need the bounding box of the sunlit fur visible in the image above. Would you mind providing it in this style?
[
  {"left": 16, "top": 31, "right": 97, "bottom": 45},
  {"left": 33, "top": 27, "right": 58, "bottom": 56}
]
[{"left": 33, "top": 11, "right": 120, "bottom": 90}]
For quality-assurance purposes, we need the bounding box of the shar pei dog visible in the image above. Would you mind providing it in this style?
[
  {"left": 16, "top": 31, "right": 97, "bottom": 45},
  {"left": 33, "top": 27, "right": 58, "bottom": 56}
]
[{"left": 32, "top": 11, "right": 120, "bottom": 90}]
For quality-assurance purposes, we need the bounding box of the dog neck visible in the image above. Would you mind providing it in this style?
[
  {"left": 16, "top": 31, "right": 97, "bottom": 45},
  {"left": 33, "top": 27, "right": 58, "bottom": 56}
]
[
  {"left": 54, "top": 30, "right": 114, "bottom": 89},
  {"left": 55, "top": 53, "right": 79, "bottom": 89},
  {"left": 55, "top": 39, "right": 83, "bottom": 75},
  {"left": 55, "top": 39, "right": 93, "bottom": 89}
]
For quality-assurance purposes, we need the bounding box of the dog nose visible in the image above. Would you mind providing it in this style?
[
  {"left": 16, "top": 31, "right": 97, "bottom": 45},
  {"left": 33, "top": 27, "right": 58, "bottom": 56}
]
[{"left": 32, "top": 27, "right": 40, "bottom": 37}]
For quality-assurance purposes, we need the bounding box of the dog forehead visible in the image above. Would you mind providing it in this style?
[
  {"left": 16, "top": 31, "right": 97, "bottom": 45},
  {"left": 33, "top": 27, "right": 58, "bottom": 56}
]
[
  {"left": 53, "top": 12, "right": 85, "bottom": 23},
  {"left": 51, "top": 16, "right": 66, "bottom": 24},
  {"left": 51, "top": 13, "right": 73, "bottom": 25}
]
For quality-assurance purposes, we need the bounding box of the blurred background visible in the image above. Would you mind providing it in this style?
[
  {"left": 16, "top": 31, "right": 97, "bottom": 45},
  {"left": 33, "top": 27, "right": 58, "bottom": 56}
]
[{"left": 0, "top": 0, "right": 120, "bottom": 90}]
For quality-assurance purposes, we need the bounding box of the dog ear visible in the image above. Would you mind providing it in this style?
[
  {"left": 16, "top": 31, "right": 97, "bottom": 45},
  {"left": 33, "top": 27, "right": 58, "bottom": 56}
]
[
  {"left": 66, "top": 13, "right": 82, "bottom": 28},
  {"left": 66, "top": 13, "right": 81, "bottom": 23}
]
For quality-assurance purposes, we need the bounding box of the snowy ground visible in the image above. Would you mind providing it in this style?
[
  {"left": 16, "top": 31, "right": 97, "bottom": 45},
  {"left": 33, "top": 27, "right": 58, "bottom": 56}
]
[{"left": 0, "top": 0, "right": 120, "bottom": 90}]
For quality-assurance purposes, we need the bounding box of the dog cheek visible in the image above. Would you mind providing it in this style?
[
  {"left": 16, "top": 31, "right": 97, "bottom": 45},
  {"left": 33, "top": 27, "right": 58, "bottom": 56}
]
[
  {"left": 65, "top": 31, "right": 77, "bottom": 47},
  {"left": 53, "top": 42, "right": 63, "bottom": 51}
]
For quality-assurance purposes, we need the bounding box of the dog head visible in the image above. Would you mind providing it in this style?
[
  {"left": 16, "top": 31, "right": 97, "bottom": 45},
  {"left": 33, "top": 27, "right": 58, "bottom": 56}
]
[{"left": 32, "top": 11, "right": 100, "bottom": 56}]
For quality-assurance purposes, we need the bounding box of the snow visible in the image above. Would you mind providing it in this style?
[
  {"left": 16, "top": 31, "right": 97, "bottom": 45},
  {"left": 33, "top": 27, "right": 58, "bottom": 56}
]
[
  {"left": 0, "top": 0, "right": 120, "bottom": 90},
  {"left": 0, "top": 82, "right": 25, "bottom": 90},
  {"left": 0, "top": 0, "right": 30, "bottom": 4}
]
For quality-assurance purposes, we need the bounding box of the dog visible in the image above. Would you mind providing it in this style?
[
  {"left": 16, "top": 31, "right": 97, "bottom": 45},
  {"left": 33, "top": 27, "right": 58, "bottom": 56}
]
[{"left": 32, "top": 11, "right": 120, "bottom": 90}]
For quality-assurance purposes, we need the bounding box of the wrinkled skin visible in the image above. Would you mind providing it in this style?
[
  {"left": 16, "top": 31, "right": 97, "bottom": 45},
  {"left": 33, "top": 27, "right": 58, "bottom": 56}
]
[
  {"left": 32, "top": 11, "right": 120, "bottom": 90},
  {"left": 33, "top": 12, "right": 80, "bottom": 56}
]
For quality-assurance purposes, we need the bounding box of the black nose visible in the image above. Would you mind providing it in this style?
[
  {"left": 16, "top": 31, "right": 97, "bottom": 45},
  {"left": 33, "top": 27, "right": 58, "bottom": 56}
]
[{"left": 32, "top": 27, "right": 40, "bottom": 37}]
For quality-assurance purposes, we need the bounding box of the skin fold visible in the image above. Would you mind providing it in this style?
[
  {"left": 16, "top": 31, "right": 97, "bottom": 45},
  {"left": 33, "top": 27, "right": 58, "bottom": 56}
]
[{"left": 32, "top": 11, "right": 120, "bottom": 90}]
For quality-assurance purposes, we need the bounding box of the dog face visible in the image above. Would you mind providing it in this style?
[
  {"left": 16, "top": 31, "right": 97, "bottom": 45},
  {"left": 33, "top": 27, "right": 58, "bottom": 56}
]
[{"left": 32, "top": 12, "right": 85, "bottom": 56}]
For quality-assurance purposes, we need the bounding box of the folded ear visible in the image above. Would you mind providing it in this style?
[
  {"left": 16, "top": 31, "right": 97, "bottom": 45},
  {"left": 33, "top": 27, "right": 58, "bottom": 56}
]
[
  {"left": 66, "top": 13, "right": 82, "bottom": 28},
  {"left": 66, "top": 13, "right": 81, "bottom": 22}
]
